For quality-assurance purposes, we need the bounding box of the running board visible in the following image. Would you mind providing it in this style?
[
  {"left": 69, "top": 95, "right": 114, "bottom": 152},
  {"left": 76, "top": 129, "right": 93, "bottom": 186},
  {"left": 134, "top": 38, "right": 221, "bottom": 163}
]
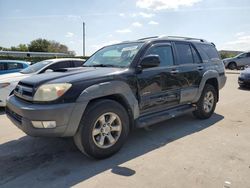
[{"left": 135, "top": 104, "right": 196, "bottom": 128}]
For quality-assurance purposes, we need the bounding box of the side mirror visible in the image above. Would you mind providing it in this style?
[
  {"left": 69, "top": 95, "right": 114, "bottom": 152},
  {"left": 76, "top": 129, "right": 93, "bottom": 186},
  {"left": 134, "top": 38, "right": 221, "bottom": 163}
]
[
  {"left": 45, "top": 69, "right": 53, "bottom": 73},
  {"left": 140, "top": 55, "right": 160, "bottom": 68}
]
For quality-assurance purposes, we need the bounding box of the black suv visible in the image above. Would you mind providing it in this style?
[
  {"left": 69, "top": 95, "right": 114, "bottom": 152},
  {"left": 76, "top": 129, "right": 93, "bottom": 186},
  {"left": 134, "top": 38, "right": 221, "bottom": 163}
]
[{"left": 6, "top": 36, "right": 226, "bottom": 159}]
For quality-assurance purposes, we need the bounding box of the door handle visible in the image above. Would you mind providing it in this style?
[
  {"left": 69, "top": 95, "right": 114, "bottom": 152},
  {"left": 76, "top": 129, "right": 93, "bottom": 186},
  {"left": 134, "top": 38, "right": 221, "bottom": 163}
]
[
  {"left": 170, "top": 69, "right": 179, "bottom": 74},
  {"left": 197, "top": 66, "right": 204, "bottom": 71}
]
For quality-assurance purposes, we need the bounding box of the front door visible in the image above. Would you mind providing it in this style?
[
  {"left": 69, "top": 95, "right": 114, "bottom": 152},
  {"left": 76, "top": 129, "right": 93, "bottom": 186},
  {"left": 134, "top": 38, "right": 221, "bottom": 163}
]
[{"left": 136, "top": 43, "right": 182, "bottom": 115}]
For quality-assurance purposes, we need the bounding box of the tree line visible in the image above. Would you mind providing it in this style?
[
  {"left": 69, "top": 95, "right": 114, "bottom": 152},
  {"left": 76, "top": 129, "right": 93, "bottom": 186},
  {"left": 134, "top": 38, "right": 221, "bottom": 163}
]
[{"left": 0, "top": 38, "right": 75, "bottom": 55}]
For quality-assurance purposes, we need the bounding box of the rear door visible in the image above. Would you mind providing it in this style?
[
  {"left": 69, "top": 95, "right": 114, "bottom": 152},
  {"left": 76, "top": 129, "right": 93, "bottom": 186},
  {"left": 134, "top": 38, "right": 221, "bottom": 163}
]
[
  {"left": 173, "top": 42, "right": 203, "bottom": 104},
  {"left": 137, "top": 42, "right": 182, "bottom": 114}
]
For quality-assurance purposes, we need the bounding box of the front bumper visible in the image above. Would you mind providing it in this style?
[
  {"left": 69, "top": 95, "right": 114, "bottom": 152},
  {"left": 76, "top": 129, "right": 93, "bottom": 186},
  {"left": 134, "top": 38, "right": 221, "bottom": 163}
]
[
  {"left": 238, "top": 77, "right": 250, "bottom": 86},
  {"left": 6, "top": 96, "right": 87, "bottom": 137}
]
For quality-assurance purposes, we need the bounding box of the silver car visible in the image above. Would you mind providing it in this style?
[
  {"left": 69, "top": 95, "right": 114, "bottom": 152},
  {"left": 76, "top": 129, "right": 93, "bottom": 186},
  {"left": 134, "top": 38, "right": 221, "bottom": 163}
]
[{"left": 223, "top": 52, "right": 250, "bottom": 70}]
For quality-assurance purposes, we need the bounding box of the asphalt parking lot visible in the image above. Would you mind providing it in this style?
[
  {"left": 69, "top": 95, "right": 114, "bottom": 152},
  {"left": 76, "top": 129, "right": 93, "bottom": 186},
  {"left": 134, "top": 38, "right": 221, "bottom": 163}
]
[{"left": 0, "top": 73, "right": 249, "bottom": 188}]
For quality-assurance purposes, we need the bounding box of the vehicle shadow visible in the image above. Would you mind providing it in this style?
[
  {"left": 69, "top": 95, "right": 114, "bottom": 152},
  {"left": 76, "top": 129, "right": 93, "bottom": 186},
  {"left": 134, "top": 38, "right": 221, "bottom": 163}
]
[
  {"left": 0, "top": 107, "right": 5, "bottom": 115},
  {"left": 0, "top": 113, "right": 224, "bottom": 187},
  {"left": 238, "top": 86, "right": 250, "bottom": 91}
]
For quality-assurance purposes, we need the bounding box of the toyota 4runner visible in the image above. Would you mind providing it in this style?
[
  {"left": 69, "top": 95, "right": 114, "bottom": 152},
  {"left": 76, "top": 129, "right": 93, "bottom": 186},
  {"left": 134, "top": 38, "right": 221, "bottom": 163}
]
[{"left": 6, "top": 36, "right": 227, "bottom": 159}]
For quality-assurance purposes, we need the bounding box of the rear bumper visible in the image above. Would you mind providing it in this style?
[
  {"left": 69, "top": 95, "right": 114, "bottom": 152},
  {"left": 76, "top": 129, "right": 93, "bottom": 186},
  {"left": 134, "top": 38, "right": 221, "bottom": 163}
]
[{"left": 6, "top": 96, "right": 87, "bottom": 137}]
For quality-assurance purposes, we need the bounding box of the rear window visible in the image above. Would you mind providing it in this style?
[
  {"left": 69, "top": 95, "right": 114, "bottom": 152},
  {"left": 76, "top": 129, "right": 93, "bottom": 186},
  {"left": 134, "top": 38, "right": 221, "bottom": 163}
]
[{"left": 195, "top": 43, "right": 220, "bottom": 62}]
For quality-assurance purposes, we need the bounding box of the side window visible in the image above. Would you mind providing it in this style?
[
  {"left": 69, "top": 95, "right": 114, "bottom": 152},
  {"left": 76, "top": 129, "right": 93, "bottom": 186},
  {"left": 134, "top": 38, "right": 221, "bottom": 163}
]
[
  {"left": 7, "top": 62, "right": 19, "bottom": 70},
  {"left": 246, "top": 53, "right": 250, "bottom": 57},
  {"left": 195, "top": 44, "right": 220, "bottom": 61},
  {"left": 191, "top": 46, "right": 202, "bottom": 63},
  {"left": 145, "top": 45, "right": 174, "bottom": 67},
  {"left": 73, "top": 61, "right": 84, "bottom": 67},
  {"left": 175, "top": 43, "right": 193, "bottom": 64},
  {"left": 0, "top": 63, "right": 5, "bottom": 70},
  {"left": 47, "top": 61, "right": 71, "bottom": 71},
  {"left": 17, "top": 63, "right": 24, "bottom": 69}
]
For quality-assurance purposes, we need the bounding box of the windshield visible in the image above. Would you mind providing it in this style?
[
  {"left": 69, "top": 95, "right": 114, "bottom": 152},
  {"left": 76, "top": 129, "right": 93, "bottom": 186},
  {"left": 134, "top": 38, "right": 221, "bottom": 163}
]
[
  {"left": 20, "top": 60, "right": 52, "bottom": 74},
  {"left": 84, "top": 42, "right": 143, "bottom": 67}
]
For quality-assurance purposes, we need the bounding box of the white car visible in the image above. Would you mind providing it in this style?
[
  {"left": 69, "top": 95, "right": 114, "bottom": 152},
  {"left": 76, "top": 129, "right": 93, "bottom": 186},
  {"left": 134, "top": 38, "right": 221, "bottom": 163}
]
[{"left": 0, "top": 58, "right": 85, "bottom": 107}]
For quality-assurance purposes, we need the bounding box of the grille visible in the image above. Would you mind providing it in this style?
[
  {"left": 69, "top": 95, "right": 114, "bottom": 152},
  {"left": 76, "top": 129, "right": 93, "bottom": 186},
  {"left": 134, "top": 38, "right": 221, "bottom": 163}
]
[
  {"left": 6, "top": 108, "right": 22, "bottom": 124},
  {"left": 14, "top": 81, "right": 34, "bottom": 101}
]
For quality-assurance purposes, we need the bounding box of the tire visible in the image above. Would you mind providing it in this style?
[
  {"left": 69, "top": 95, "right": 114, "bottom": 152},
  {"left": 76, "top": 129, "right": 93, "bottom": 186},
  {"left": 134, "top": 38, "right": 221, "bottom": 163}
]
[
  {"left": 193, "top": 84, "right": 217, "bottom": 119},
  {"left": 228, "top": 62, "right": 237, "bottom": 70},
  {"left": 74, "top": 99, "right": 130, "bottom": 159}
]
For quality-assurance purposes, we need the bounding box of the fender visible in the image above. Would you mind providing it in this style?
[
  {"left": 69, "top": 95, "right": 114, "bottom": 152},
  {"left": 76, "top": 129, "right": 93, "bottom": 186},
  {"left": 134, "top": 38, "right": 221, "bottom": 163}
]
[
  {"left": 76, "top": 80, "right": 140, "bottom": 118},
  {"left": 193, "top": 70, "right": 219, "bottom": 102},
  {"left": 63, "top": 81, "right": 139, "bottom": 136}
]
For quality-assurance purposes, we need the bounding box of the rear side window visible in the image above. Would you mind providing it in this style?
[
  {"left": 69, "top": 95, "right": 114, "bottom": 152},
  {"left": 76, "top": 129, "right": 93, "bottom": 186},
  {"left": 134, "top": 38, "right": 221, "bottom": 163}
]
[
  {"left": 145, "top": 45, "right": 174, "bottom": 67},
  {"left": 195, "top": 44, "right": 220, "bottom": 62},
  {"left": 175, "top": 43, "right": 193, "bottom": 64}
]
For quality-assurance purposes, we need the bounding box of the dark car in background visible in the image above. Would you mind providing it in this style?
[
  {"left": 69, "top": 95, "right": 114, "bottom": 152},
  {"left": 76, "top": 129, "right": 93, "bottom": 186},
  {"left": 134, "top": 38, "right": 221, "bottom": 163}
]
[
  {"left": 0, "top": 60, "right": 30, "bottom": 75},
  {"left": 238, "top": 67, "right": 250, "bottom": 88}
]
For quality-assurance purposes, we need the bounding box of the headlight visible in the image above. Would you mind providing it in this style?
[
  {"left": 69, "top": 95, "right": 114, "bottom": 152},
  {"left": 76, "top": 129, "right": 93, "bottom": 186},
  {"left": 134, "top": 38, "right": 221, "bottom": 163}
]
[
  {"left": 33, "top": 83, "right": 72, "bottom": 101},
  {"left": 0, "top": 83, "right": 10, "bottom": 89},
  {"left": 240, "top": 73, "right": 246, "bottom": 78}
]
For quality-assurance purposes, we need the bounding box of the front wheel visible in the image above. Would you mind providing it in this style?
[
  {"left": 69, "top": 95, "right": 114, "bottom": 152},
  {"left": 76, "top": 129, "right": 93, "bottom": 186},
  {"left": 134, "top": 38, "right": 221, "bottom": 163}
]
[
  {"left": 228, "top": 62, "right": 237, "bottom": 70},
  {"left": 193, "top": 84, "right": 217, "bottom": 119},
  {"left": 74, "top": 99, "right": 130, "bottom": 159}
]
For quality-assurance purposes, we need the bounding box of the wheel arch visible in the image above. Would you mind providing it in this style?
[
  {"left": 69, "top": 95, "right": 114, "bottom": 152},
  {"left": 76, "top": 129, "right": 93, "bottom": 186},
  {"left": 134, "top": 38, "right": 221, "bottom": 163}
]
[{"left": 193, "top": 70, "right": 219, "bottom": 102}]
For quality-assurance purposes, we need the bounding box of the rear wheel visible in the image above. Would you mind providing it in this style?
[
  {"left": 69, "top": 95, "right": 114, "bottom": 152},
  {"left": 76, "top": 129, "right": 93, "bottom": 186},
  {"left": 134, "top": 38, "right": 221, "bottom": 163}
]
[
  {"left": 74, "top": 99, "right": 129, "bottom": 159},
  {"left": 228, "top": 62, "right": 237, "bottom": 70},
  {"left": 193, "top": 84, "right": 217, "bottom": 119}
]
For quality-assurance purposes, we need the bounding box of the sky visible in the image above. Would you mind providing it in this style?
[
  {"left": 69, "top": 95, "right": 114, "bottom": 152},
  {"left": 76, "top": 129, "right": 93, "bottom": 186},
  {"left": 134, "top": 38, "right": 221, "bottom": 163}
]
[{"left": 1, "top": 0, "right": 250, "bottom": 56}]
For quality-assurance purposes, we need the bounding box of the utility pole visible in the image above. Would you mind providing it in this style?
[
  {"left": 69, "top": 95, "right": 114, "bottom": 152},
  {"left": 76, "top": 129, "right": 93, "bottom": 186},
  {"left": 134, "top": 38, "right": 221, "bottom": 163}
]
[{"left": 83, "top": 22, "right": 85, "bottom": 57}]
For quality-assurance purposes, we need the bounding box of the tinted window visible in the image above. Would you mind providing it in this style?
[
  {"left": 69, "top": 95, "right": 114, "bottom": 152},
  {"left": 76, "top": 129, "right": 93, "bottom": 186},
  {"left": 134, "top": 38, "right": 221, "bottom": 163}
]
[
  {"left": 145, "top": 45, "right": 174, "bottom": 67},
  {"left": 195, "top": 44, "right": 220, "bottom": 61},
  {"left": 246, "top": 53, "right": 250, "bottom": 57},
  {"left": 191, "top": 46, "right": 201, "bottom": 63},
  {"left": 73, "top": 61, "right": 84, "bottom": 67},
  {"left": 47, "top": 61, "right": 71, "bottom": 71},
  {"left": 0, "top": 63, "right": 5, "bottom": 70},
  {"left": 175, "top": 43, "right": 193, "bottom": 64}
]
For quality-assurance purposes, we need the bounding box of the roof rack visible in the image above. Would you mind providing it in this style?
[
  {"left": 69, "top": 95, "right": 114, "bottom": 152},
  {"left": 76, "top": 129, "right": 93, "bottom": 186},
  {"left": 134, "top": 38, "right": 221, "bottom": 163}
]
[
  {"left": 137, "top": 35, "right": 208, "bottom": 42},
  {"left": 160, "top": 36, "right": 207, "bottom": 42},
  {"left": 137, "top": 36, "right": 159, "bottom": 41}
]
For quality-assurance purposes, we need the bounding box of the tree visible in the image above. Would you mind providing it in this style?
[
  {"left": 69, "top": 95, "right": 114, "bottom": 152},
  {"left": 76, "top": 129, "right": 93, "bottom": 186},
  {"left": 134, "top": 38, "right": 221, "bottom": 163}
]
[
  {"left": 48, "top": 41, "right": 68, "bottom": 53},
  {"left": 28, "top": 38, "right": 50, "bottom": 52},
  {"left": 1, "top": 38, "right": 75, "bottom": 54}
]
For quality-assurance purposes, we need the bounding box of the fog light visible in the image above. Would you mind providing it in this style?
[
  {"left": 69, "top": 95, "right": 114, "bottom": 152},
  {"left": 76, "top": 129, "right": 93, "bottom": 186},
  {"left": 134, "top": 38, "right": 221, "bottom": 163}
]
[
  {"left": 32, "top": 121, "right": 44, "bottom": 128},
  {"left": 32, "top": 121, "right": 56, "bottom": 129},
  {"left": 42, "top": 121, "right": 56, "bottom": 128}
]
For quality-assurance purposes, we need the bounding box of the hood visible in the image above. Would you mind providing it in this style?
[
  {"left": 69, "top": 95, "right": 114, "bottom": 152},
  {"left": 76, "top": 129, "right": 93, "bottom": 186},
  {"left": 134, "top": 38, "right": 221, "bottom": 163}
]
[
  {"left": 0, "top": 72, "right": 31, "bottom": 83},
  {"left": 241, "top": 67, "right": 250, "bottom": 74},
  {"left": 19, "top": 67, "right": 128, "bottom": 87}
]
